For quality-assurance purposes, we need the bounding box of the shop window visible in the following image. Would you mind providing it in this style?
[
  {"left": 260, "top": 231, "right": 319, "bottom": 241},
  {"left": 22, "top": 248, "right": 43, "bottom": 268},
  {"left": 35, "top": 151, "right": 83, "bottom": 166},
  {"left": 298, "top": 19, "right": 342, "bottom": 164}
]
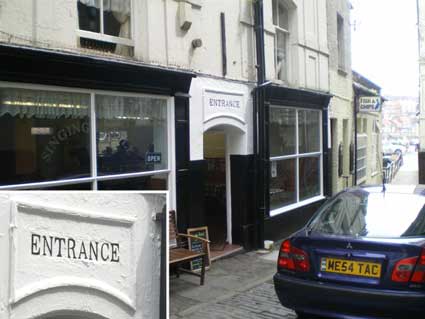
[
  {"left": 269, "top": 106, "right": 323, "bottom": 216},
  {"left": 0, "top": 85, "right": 171, "bottom": 190},
  {"left": 272, "top": 0, "right": 290, "bottom": 82},
  {"left": 96, "top": 94, "right": 168, "bottom": 175},
  {"left": 77, "top": 0, "right": 133, "bottom": 56},
  {"left": 0, "top": 87, "right": 91, "bottom": 186}
]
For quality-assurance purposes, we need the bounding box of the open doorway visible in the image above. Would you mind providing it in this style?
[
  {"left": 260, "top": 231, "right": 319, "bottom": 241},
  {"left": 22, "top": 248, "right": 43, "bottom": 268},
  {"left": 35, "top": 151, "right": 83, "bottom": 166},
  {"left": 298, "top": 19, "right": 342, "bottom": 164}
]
[
  {"left": 203, "top": 127, "right": 244, "bottom": 260},
  {"left": 203, "top": 131, "right": 228, "bottom": 255}
]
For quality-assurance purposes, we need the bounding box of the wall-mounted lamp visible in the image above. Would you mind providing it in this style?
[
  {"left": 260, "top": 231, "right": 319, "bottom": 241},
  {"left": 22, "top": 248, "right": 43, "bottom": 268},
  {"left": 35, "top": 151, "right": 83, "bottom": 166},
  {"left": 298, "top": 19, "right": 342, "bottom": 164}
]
[{"left": 192, "top": 38, "right": 203, "bottom": 49}]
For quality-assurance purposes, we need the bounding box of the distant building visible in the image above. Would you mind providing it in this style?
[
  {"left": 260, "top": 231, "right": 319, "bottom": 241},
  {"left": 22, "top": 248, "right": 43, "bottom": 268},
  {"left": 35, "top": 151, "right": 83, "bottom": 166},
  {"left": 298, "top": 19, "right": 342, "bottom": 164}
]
[
  {"left": 417, "top": 0, "right": 425, "bottom": 182},
  {"left": 381, "top": 96, "right": 419, "bottom": 141},
  {"left": 327, "top": 0, "right": 355, "bottom": 194},
  {"left": 353, "top": 71, "right": 384, "bottom": 185}
]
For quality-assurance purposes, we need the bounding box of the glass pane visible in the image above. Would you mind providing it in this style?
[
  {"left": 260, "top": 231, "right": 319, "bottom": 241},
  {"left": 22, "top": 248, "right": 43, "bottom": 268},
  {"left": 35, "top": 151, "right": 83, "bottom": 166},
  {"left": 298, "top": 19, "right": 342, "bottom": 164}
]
[
  {"left": 298, "top": 110, "right": 320, "bottom": 153},
  {"left": 103, "top": 0, "right": 131, "bottom": 39},
  {"left": 96, "top": 94, "right": 168, "bottom": 175},
  {"left": 276, "top": 30, "right": 287, "bottom": 81},
  {"left": 278, "top": 2, "right": 289, "bottom": 30},
  {"left": 78, "top": 0, "right": 101, "bottom": 33},
  {"left": 270, "top": 159, "right": 296, "bottom": 210},
  {"left": 310, "top": 190, "right": 425, "bottom": 238},
  {"left": 270, "top": 107, "right": 296, "bottom": 157},
  {"left": 272, "top": 0, "right": 278, "bottom": 26},
  {"left": 98, "top": 174, "right": 168, "bottom": 190},
  {"left": 299, "top": 156, "right": 321, "bottom": 201},
  {"left": 0, "top": 87, "right": 91, "bottom": 186}
]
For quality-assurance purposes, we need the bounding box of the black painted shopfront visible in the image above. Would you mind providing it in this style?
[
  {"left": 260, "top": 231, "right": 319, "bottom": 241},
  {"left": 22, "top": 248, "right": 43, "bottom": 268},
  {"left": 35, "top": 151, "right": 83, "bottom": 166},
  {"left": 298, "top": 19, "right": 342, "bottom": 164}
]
[
  {"left": 0, "top": 43, "right": 194, "bottom": 191},
  {"left": 254, "top": 84, "right": 332, "bottom": 248}
]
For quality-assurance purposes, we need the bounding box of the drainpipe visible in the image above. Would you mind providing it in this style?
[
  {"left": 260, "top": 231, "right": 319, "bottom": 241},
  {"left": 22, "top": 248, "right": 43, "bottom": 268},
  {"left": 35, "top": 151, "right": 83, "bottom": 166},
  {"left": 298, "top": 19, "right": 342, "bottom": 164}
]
[
  {"left": 253, "top": 0, "right": 266, "bottom": 249},
  {"left": 353, "top": 89, "right": 358, "bottom": 185}
]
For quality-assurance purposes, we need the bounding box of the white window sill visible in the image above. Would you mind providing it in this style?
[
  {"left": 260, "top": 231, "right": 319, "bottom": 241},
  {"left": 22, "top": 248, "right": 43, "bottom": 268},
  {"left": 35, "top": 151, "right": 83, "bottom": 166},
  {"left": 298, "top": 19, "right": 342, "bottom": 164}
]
[
  {"left": 270, "top": 195, "right": 326, "bottom": 217},
  {"left": 77, "top": 30, "right": 134, "bottom": 47}
]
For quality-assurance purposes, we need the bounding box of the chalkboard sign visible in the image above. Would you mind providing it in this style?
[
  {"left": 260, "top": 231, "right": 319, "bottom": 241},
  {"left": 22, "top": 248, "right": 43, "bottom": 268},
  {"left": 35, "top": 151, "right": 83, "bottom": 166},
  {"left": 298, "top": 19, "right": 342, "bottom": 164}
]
[{"left": 187, "top": 226, "right": 211, "bottom": 271}]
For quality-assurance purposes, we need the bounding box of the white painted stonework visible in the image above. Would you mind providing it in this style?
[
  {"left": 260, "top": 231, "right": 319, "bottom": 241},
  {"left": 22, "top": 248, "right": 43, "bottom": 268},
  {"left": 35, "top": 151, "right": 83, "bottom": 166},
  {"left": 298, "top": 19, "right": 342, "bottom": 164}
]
[
  {"left": 0, "top": 192, "right": 165, "bottom": 319},
  {"left": 189, "top": 76, "right": 254, "bottom": 161}
]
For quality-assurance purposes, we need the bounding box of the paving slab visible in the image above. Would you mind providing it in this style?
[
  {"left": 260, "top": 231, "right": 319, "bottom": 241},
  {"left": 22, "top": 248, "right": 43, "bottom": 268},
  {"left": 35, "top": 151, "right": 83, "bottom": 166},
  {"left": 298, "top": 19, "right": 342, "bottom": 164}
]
[{"left": 170, "top": 250, "right": 279, "bottom": 317}]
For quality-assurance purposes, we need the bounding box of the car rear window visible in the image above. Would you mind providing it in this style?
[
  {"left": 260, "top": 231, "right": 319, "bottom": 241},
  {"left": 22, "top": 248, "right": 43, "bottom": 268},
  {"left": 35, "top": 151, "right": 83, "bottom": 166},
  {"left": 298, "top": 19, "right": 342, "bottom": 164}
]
[{"left": 309, "top": 189, "right": 425, "bottom": 238}]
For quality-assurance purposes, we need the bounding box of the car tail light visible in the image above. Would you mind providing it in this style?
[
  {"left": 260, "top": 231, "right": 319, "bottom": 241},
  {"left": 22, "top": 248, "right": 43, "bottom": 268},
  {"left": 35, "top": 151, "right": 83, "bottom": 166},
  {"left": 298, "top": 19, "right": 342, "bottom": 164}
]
[
  {"left": 391, "top": 257, "right": 418, "bottom": 282},
  {"left": 278, "top": 240, "right": 310, "bottom": 272},
  {"left": 411, "top": 248, "right": 425, "bottom": 283}
]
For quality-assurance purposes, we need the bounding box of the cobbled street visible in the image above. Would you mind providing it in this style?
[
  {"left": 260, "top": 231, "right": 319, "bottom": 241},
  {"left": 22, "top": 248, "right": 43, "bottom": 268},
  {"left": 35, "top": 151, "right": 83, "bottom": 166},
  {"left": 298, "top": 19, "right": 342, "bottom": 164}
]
[{"left": 174, "top": 282, "right": 297, "bottom": 319}]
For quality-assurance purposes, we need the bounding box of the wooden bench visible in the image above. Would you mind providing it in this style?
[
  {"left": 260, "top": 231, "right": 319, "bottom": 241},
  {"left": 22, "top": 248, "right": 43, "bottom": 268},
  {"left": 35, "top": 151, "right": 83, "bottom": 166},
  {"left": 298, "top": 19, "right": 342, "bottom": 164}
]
[{"left": 169, "top": 211, "right": 210, "bottom": 285}]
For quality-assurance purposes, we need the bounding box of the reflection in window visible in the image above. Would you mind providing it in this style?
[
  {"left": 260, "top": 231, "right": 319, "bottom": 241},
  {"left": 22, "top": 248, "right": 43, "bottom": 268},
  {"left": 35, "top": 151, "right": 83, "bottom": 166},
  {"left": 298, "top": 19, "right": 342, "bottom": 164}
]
[
  {"left": 299, "top": 156, "right": 320, "bottom": 201},
  {"left": 96, "top": 95, "right": 168, "bottom": 176},
  {"left": 270, "top": 107, "right": 296, "bottom": 157},
  {"left": 98, "top": 174, "right": 168, "bottom": 190},
  {"left": 0, "top": 88, "right": 91, "bottom": 185},
  {"left": 270, "top": 159, "right": 296, "bottom": 210},
  {"left": 298, "top": 110, "right": 320, "bottom": 153}
]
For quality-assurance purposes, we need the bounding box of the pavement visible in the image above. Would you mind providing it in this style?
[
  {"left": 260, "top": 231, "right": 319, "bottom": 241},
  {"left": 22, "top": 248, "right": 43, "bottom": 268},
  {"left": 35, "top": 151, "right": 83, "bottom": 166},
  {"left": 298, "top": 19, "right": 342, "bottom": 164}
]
[
  {"left": 170, "top": 249, "right": 298, "bottom": 319},
  {"left": 390, "top": 151, "right": 418, "bottom": 185}
]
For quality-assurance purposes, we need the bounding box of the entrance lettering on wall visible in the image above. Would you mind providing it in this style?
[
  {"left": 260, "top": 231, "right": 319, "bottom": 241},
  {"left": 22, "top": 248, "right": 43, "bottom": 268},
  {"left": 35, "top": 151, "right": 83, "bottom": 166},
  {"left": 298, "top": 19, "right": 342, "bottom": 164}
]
[
  {"left": 208, "top": 98, "right": 241, "bottom": 109},
  {"left": 31, "top": 233, "right": 120, "bottom": 263}
]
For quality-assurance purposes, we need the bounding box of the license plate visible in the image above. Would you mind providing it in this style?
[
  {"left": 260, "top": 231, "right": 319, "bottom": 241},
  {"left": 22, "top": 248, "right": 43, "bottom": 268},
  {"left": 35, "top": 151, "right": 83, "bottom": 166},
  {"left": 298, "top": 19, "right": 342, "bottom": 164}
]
[{"left": 320, "top": 257, "right": 381, "bottom": 278}]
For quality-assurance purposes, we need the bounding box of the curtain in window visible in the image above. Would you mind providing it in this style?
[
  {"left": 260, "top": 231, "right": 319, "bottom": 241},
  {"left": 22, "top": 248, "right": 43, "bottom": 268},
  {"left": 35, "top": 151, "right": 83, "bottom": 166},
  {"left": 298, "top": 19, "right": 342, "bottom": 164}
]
[
  {"left": 95, "top": 95, "right": 167, "bottom": 121},
  {"left": 79, "top": 0, "right": 130, "bottom": 15},
  {"left": 78, "top": 0, "right": 131, "bottom": 55},
  {"left": 0, "top": 88, "right": 90, "bottom": 119}
]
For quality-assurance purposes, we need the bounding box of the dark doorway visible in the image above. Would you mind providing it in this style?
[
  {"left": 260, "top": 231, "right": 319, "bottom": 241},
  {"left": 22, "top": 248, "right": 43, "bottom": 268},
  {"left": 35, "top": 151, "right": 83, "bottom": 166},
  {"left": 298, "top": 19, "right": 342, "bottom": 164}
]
[{"left": 203, "top": 131, "right": 227, "bottom": 253}]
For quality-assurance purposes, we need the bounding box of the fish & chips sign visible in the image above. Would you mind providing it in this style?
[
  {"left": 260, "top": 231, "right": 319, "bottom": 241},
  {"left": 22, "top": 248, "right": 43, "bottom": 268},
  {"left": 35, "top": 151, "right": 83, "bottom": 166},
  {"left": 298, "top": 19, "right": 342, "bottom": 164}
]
[{"left": 359, "top": 96, "right": 381, "bottom": 112}]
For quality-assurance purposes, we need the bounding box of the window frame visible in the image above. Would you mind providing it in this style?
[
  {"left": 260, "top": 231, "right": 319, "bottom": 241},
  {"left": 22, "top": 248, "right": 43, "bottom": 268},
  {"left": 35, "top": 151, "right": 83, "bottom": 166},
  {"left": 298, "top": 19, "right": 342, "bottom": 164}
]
[
  {"left": 76, "top": 0, "right": 135, "bottom": 48},
  {"left": 0, "top": 81, "right": 174, "bottom": 192},
  {"left": 337, "top": 13, "right": 346, "bottom": 71},
  {"left": 272, "top": 0, "right": 290, "bottom": 82},
  {"left": 269, "top": 105, "right": 324, "bottom": 217},
  {"left": 356, "top": 133, "right": 368, "bottom": 183}
]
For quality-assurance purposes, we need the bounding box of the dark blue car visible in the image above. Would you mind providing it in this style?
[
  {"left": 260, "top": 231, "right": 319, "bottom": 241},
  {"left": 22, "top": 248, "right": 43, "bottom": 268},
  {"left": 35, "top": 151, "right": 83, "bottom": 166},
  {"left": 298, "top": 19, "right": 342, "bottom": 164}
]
[{"left": 274, "top": 186, "right": 425, "bottom": 319}]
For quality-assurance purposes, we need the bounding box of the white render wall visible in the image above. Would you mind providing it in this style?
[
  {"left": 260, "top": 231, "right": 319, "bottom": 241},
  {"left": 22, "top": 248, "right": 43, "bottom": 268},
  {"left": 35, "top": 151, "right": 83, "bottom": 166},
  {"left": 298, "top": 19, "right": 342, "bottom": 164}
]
[
  {"left": 263, "top": 0, "right": 329, "bottom": 92},
  {"left": 0, "top": 192, "right": 165, "bottom": 319},
  {"left": 189, "top": 76, "right": 254, "bottom": 161},
  {"left": 327, "top": 0, "right": 354, "bottom": 194},
  {"left": 0, "top": 0, "right": 257, "bottom": 83}
]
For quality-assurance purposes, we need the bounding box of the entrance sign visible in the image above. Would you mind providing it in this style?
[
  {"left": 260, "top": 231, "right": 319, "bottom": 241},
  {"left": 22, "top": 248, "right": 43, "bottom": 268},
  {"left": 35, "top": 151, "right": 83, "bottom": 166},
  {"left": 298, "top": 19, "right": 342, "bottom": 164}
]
[
  {"left": 31, "top": 233, "right": 120, "bottom": 262},
  {"left": 187, "top": 226, "right": 211, "bottom": 271},
  {"left": 203, "top": 89, "right": 246, "bottom": 125},
  {"left": 12, "top": 201, "right": 135, "bottom": 308},
  {"left": 359, "top": 96, "right": 381, "bottom": 112}
]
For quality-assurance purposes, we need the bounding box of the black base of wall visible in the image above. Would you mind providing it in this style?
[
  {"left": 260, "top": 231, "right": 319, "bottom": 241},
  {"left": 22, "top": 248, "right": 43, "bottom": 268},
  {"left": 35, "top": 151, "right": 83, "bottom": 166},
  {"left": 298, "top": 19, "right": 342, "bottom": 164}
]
[
  {"left": 264, "top": 199, "right": 326, "bottom": 241},
  {"left": 176, "top": 160, "right": 207, "bottom": 233},
  {"left": 419, "top": 152, "right": 425, "bottom": 184},
  {"left": 230, "top": 155, "right": 256, "bottom": 250}
]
